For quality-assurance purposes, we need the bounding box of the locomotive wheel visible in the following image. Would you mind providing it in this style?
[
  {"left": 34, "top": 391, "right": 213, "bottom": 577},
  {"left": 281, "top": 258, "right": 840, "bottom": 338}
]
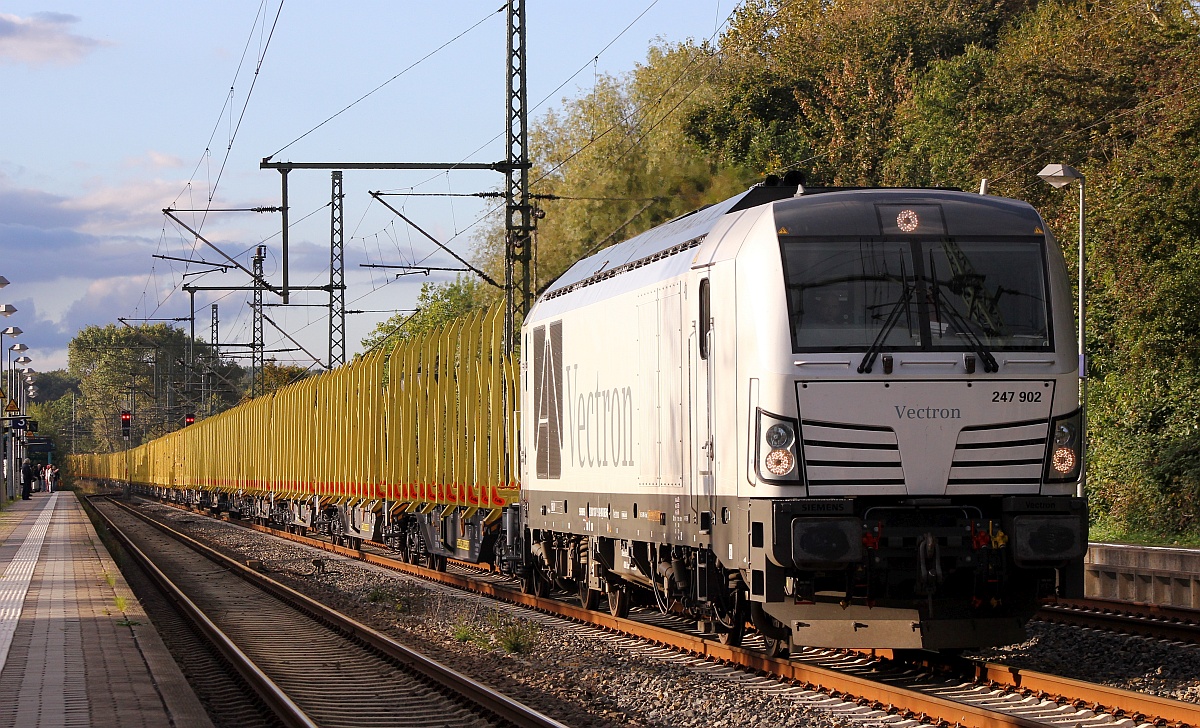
[
  {"left": 714, "top": 585, "right": 747, "bottom": 646},
  {"left": 577, "top": 578, "right": 600, "bottom": 610},
  {"left": 761, "top": 635, "right": 788, "bottom": 657},
  {"left": 717, "top": 623, "right": 746, "bottom": 646},
  {"left": 606, "top": 583, "right": 630, "bottom": 618},
  {"left": 432, "top": 555, "right": 448, "bottom": 572}
]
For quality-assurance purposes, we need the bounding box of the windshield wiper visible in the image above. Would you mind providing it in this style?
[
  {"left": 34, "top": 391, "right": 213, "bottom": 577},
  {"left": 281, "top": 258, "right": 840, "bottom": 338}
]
[
  {"left": 858, "top": 283, "right": 912, "bottom": 374},
  {"left": 930, "top": 282, "right": 999, "bottom": 372},
  {"left": 926, "top": 253, "right": 1003, "bottom": 374}
]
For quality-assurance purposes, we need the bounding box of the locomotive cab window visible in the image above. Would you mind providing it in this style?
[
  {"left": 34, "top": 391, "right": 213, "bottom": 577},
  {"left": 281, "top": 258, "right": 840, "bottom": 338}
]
[
  {"left": 781, "top": 237, "right": 1052, "bottom": 354},
  {"left": 698, "top": 278, "right": 711, "bottom": 360}
]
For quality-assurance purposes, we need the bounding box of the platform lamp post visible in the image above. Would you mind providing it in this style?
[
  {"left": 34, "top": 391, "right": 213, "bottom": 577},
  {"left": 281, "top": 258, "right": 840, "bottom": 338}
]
[
  {"left": 9, "top": 346, "right": 29, "bottom": 403},
  {"left": 1037, "top": 163, "right": 1086, "bottom": 499},
  {"left": 10, "top": 349, "right": 30, "bottom": 483},
  {"left": 23, "top": 372, "right": 37, "bottom": 456},
  {"left": 0, "top": 325, "right": 20, "bottom": 402},
  {"left": 0, "top": 326, "right": 21, "bottom": 501}
]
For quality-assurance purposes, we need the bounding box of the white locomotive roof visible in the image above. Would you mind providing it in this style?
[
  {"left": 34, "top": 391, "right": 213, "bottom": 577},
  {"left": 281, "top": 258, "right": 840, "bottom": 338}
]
[
  {"left": 529, "top": 184, "right": 1046, "bottom": 321},
  {"left": 545, "top": 190, "right": 751, "bottom": 293}
]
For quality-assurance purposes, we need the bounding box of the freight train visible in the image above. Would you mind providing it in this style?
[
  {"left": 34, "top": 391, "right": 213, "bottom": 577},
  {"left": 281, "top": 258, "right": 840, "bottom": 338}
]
[{"left": 73, "top": 178, "right": 1088, "bottom": 651}]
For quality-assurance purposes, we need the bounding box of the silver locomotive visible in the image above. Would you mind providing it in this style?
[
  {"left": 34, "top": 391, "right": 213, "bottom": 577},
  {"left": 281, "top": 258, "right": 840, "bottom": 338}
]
[{"left": 519, "top": 179, "right": 1086, "bottom": 650}]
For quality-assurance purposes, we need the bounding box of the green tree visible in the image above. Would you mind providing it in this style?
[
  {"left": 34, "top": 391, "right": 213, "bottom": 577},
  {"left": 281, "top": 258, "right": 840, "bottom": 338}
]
[
  {"left": 68, "top": 323, "right": 243, "bottom": 451},
  {"left": 29, "top": 369, "right": 79, "bottom": 403},
  {"left": 472, "top": 41, "right": 755, "bottom": 298},
  {"left": 250, "top": 361, "right": 315, "bottom": 401},
  {"left": 686, "top": 0, "right": 1025, "bottom": 183},
  {"left": 360, "top": 278, "right": 487, "bottom": 354}
]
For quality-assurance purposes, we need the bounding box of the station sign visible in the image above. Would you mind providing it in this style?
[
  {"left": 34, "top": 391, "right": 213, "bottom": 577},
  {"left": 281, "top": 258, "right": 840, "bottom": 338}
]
[{"left": 25, "top": 436, "right": 55, "bottom": 453}]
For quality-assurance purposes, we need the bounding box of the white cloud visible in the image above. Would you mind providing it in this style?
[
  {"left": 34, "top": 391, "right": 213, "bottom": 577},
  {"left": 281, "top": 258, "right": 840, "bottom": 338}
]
[
  {"left": 122, "top": 151, "right": 186, "bottom": 171},
  {"left": 64, "top": 177, "right": 187, "bottom": 235},
  {"left": 0, "top": 12, "right": 105, "bottom": 66}
]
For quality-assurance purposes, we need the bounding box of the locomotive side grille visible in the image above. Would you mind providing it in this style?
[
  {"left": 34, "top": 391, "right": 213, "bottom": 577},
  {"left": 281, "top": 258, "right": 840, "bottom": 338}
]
[
  {"left": 800, "top": 420, "right": 904, "bottom": 486},
  {"left": 948, "top": 420, "right": 1048, "bottom": 486}
]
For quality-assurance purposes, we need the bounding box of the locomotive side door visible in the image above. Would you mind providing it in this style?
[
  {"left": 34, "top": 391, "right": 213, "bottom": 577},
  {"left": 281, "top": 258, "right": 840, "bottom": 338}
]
[{"left": 694, "top": 277, "right": 715, "bottom": 501}]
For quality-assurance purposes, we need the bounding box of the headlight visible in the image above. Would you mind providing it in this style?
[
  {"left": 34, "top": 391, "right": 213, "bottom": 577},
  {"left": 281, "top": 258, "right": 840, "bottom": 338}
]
[
  {"left": 791, "top": 517, "right": 863, "bottom": 566},
  {"left": 1051, "top": 447, "right": 1076, "bottom": 474},
  {"left": 765, "top": 448, "right": 795, "bottom": 475},
  {"left": 1010, "top": 514, "right": 1086, "bottom": 563},
  {"left": 765, "top": 423, "right": 794, "bottom": 449},
  {"left": 1044, "top": 409, "right": 1083, "bottom": 483},
  {"left": 756, "top": 409, "right": 802, "bottom": 482}
]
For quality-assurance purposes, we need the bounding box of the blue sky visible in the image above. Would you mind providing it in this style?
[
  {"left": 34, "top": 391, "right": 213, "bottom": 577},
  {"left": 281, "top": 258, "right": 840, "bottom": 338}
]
[{"left": 0, "top": 1, "right": 733, "bottom": 376}]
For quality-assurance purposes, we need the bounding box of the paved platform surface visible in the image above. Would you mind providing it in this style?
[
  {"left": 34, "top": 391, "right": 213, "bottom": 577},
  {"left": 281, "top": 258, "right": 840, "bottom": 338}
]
[{"left": 0, "top": 490, "right": 213, "bottom": 728}]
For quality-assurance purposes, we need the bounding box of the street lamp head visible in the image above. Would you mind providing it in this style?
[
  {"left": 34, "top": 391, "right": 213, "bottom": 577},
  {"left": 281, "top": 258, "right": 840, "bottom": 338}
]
[
  {"left": 1, "top": 326, "right": 20, "bottom": 337},
  {"left": 13, "top": 356, "right": 31, "bottom": 366},
  {"left": 0, "top": 304, "right": 15, "bottom": 317},
  {"left": 1038, "top": 163, "right": 1085, "bottom": 189},
  {"left": 9, "top": 343, "right": 29, "bottom": 354},
  {"left": 0, "top": 276, "right": 9, "bottom": 289}
]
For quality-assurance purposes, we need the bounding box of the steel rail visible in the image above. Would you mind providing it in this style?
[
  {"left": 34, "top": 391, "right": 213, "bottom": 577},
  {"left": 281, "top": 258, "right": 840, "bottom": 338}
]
[
  {"left": 1038, "top": 597, "right": 1200, "bottom": 643},
  {"left": 962, "top": 658, "right": 1200, "bottom": 727},
  {"left": 107, "top": 498, "right": 569, "bottom": 728},
  {"left": 1054, "top": 597, "right": 1200, "bottom": 623},
  {"left": 93, "top": 501, "right": 318, "bottom": 728}
]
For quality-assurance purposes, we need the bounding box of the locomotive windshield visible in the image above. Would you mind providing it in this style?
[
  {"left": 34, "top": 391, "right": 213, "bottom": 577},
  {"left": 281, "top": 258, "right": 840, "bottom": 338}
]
[{"left": 782, "top": 237, "right": 1052, "bottom": 353}]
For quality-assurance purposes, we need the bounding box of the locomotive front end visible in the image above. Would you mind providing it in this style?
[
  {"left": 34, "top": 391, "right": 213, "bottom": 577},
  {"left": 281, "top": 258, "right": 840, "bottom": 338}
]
[{"left": 743, "top": 189, "right": 1087, "bottom": 649}]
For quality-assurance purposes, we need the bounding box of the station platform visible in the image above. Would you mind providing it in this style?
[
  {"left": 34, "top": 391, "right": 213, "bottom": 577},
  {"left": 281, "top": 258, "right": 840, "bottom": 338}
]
[{"left": 0, "top": 491, "right": 212, "bottom": 728}]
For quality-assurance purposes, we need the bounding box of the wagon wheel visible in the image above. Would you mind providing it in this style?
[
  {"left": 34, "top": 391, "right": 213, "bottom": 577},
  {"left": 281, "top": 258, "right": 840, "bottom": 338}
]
[
  {"left": 577, "top": 578, "right": 600, "bottom": 611},
  {"left": 606, "top": 582, "right": 630, "bottom": 619},
  {"left": 521, "top": 567, "right": 549, "bottom": 597},
  {"left": 330, "top": 517, "right": 346, "bottom": 546}
]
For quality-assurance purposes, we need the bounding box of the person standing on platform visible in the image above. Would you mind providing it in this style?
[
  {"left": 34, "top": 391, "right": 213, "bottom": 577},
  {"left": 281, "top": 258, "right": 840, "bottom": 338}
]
[
  {"left": 20, "top": 458, "right": 34, "bottom": 500},
  {"left": 46, "top": 463, "right": 57, "bottom": 493}
]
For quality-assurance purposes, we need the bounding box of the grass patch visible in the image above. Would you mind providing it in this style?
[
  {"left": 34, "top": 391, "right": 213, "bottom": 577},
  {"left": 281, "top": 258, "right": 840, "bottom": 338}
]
[
  {"left": 1089, "top": 521, "right": 1200, "bottom": 547},
  {"left": 494, "top": 620, "right": 538, "bottom": 653},
  {"left": 366, "top": 587, "right": 392, "bottom": 603},
  {"left": 116, "top": 619, "right": 141, "bottom": 627},
  {"left": 103, "top": 572, "right": 116, "bottom": 588},
  {"left": 452, "top": 619, "right": 481, "bottom": 643},
  {"left": 114, "top": 595, "right": 128, "bottom": 612}
]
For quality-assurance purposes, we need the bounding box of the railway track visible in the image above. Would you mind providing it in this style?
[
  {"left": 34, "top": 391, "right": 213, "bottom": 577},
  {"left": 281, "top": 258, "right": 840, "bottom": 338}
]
[
  {"left": 138, "top": 496, "right": 1200, "bottom": 728},
  {"left": 89, "top": 497, "right": 568, "bottom": 728},
  {"left": 1037, "top": 598, "right": 1200, "bottom": 644}
]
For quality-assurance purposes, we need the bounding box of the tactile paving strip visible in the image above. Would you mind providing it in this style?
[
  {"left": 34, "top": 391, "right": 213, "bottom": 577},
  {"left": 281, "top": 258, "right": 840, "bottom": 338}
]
[{"left": 0, "top": 493, "right": 58, "bottom": 673}]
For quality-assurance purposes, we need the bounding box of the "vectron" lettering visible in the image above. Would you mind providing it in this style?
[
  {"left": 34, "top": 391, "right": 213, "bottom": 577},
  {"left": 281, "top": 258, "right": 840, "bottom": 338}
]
[{"left": 894, "top": 405, "right": 962, "bottom": 420}]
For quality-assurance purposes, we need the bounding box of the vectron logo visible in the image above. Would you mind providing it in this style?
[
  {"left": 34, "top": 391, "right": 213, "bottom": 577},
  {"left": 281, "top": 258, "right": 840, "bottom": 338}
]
[
  {"left": 532, "top": 321, "right": 635, "bottom": 478},
  {"left": 533, "top": 321, "right": 563, "bottom": 479}
]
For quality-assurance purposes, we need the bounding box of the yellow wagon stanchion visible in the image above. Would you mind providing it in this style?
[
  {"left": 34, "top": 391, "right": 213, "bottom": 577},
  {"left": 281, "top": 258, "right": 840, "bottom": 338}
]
[{"left": 68, "top": 307, "right": 520, "bottom": 566}]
